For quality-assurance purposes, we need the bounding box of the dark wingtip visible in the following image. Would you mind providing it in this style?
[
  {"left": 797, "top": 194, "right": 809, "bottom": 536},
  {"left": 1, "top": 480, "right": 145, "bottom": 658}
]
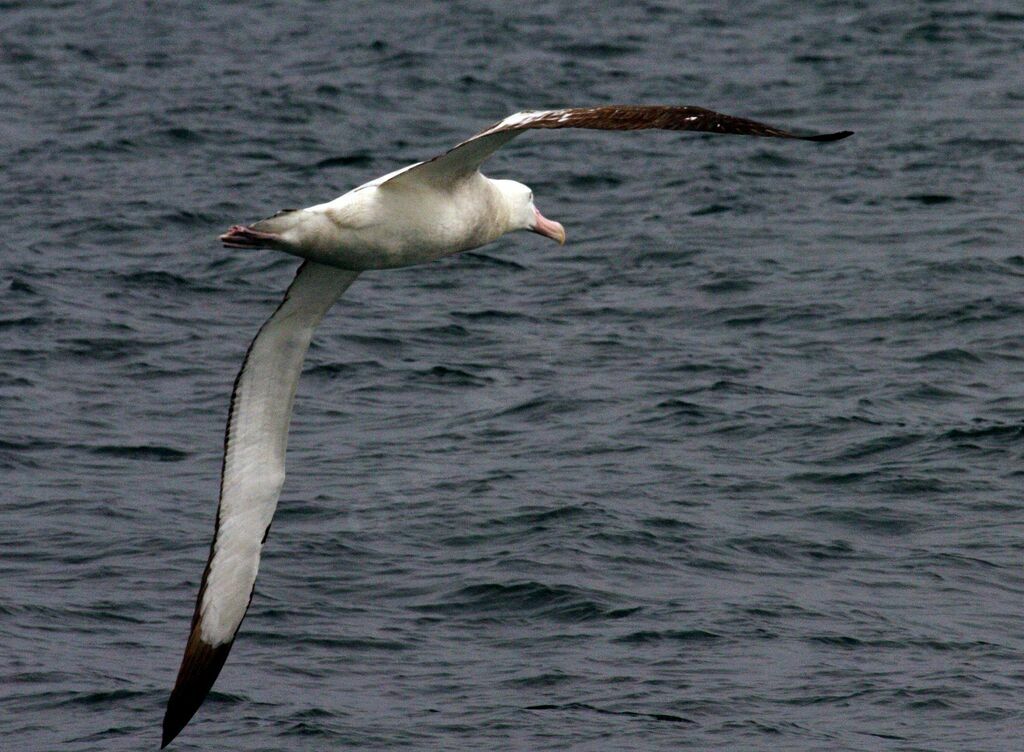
[
  {"left": 162, "top": 633, "right": 234, "bottom": 747},
  {"left": 803, "top": 130, "right": 854, "bottom": 142}
]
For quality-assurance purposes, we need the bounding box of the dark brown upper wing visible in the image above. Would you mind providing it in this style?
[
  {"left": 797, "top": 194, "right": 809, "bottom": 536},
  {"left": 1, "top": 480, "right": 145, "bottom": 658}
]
[{"left": 378, "top": 105, "right": 852, "bottom": 189}]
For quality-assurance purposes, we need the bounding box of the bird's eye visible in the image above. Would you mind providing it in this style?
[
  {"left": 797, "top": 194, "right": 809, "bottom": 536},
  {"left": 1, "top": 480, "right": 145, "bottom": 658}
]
[{"left": 528, "top": 191, "right": 533, "bottom": 202}]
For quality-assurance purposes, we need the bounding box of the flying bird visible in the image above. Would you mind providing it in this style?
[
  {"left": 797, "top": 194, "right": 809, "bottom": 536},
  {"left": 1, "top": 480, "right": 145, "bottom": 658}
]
[{"left": 162, "top": 104, "right": 851, "bottom": 746}]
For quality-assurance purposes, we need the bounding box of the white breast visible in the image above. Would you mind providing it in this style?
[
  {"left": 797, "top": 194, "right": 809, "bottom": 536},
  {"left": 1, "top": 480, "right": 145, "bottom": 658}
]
[{"left": 290, "top": 173, "right": 507, "bottom": 270}]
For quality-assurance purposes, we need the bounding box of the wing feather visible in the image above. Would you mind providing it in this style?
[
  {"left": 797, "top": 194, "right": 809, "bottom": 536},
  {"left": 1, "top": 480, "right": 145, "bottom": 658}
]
[
  {"left": 163, "top": 261, "right": 359, "bottom": 747},
  {"left": 379, "top": 104, "right": 852, "bottom": 189}
]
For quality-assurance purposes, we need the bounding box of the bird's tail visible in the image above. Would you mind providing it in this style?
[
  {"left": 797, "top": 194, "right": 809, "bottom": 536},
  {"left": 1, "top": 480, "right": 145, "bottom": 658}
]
[{"left": 219, "top": 209, "right": 303, "bottom": 249}]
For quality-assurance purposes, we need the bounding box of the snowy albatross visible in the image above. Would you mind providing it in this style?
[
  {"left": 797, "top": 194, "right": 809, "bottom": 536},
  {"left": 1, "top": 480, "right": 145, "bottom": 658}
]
[{"left": 163, "top": 105, "right": 851, "bottom": 746}]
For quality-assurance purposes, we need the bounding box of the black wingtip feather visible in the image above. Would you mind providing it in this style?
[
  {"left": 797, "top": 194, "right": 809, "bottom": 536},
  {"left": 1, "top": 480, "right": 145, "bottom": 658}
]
[
  {"left": 161, "top": 634, "right": 234, "bottom": 747},
  {"left": 803, "top": 130, "right": 854, "bottom": 142}
]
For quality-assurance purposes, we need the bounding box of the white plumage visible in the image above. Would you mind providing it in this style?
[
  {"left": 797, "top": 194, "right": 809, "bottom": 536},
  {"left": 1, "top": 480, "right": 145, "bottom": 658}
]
[{"left": 162, "top": 104, "right": 851, "bottom": 748}]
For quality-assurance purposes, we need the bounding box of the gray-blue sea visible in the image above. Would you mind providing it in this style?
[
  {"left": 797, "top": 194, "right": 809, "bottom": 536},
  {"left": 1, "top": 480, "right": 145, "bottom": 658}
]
[{"left": 2, "top": 2, "right": 1023, "bottom": 750}]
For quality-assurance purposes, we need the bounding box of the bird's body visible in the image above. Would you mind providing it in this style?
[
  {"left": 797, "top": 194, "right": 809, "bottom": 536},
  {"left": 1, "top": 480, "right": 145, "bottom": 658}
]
[
  {"left": 163, "top": 104, "right": 851, "bottom": 747},
  {"left": 241, "top": 171, "right": 517, "bottom": 270}
]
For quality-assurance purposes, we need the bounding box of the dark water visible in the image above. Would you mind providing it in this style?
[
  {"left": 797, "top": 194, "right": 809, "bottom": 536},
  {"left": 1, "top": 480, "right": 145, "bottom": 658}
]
[{"left": 3, "top": 2, "right": 1023, "bottom": 750}]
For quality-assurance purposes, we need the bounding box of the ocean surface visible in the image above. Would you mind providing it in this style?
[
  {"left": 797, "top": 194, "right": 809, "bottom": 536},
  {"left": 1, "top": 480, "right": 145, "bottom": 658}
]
[{"left": 2, "top": 2, "right": 1023, "bottom": 750}]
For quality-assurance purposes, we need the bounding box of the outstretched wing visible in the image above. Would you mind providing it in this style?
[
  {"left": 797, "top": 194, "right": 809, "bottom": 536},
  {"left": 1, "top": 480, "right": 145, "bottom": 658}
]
[
  {"left": 162, "top": 261, "right": 359, "bottom": 748},
  {"left": 379, "top": 105, "right": 853, "bottom": 189}
]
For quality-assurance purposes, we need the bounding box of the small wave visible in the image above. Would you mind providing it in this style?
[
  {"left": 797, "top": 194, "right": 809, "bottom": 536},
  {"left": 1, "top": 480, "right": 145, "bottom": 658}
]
[
  {"left": 450, "top": 308, "right": 527, "bottom": 321},
  {"left": 943, "top": 424, "right": 1023, "bottom": 442},
  {"left": 567, "top": 173, "right": 622, "bottom": 189},
  {"left": 871, "top": 476, "right": 950, "bottom": 495},
  {"left": 526, "top": 702, "right": 693, "bottom": 724},
  {"left": 88, "top": 444, "right": 188, "bottom": 461},
  {"left": 163, "top": 126, "right": 202, "bottom": 142},
  {"left": 914, "top": 347, "right": 983, "bottom": 364},
  {"left": 160, "top": 209, "right": 221, "bottom": 227},
  {"left": 306, "top": 359, "right": 382, "bottom": 377},
  {"left": 0, "top": 438, "right": 61, "bottom": 452},
  {"left": 749, "top": 150, "right": 797, "bottom": 167},
  {"left": 0, "top": 374, "right": 32, "bottom": 388},
  {"left": 120, "top": 270, "right": 193, "bottom": 289},
  {"left": 690, "top": 202, "right": 732, "bottom": 216},
  {"left": 725, "top": 535, "right": 857, "bottom": 562},
  {"left": 899, "top": 382, "right": 964, "bottom": 401},
  {"left": 611, "top": 628, "right": 720, "bottom": 645},
  {"left": 788, "top": 470, "right": 874, "bottom": 485},
  {"left": 805, "top": 505, "right": 918, "bottom": 535},
  {"left": 810, "top": 634, "right": 996, "bottom": 653},
  {"left": 414, "top": 581, "right": 636, "bottom": 623},
  {"left": 415, "top": 365, "right": 493, "bottom": 387},
  {"left": 560, "top": 42, "right": 640, "bottom": 57},
  {"left": 315, "top": 153, "right": 374, "bottom": 169},
  {"left": 9, "top": 277, "right": 37, "bottom": 294},
  {"left": 904, "top": 193, "right": 955, "bottom": 205},
  {"left": 0, "top": 315, "right": 45, "bottom": 330},
  {"left": 640, "top": 517, "right": 698, "bottom": 536},
  {"left": 638, "top": 398, "right": 721, "bottom": 426},
  {"left": 491, "top": 396, "right": 574, "bottom": 421},
  {"left": 340, "top": 333, "right": 405, "bottom": 351},
  {"left": 459, "top": 251, "right": 527, "bottom": 269},
  {"left": 57, "top": 688, "right": 148, "bottom": 707},
  {"left": 698, "top": 276, "right": 759, "bottom": 293},
  {"left": 58, "top": 337, "right": 144, "bottom": 361},
  {"left": 505, "top": 671, "right": 576, "bottom": 688},
  {"left": 301, "top": 635, "right": 409, "bottom": 651},
  {"left": 504, "top": 504, "right": 590, "bottom": 527},
  {"left": 830, "top": 433, "right": 924, "bottom": 462}
]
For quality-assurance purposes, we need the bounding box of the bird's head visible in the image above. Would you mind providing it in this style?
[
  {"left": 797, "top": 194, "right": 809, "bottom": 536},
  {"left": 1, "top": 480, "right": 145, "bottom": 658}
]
[{"left": 494, "top": 179, "right": 566, "bottom": 246}]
